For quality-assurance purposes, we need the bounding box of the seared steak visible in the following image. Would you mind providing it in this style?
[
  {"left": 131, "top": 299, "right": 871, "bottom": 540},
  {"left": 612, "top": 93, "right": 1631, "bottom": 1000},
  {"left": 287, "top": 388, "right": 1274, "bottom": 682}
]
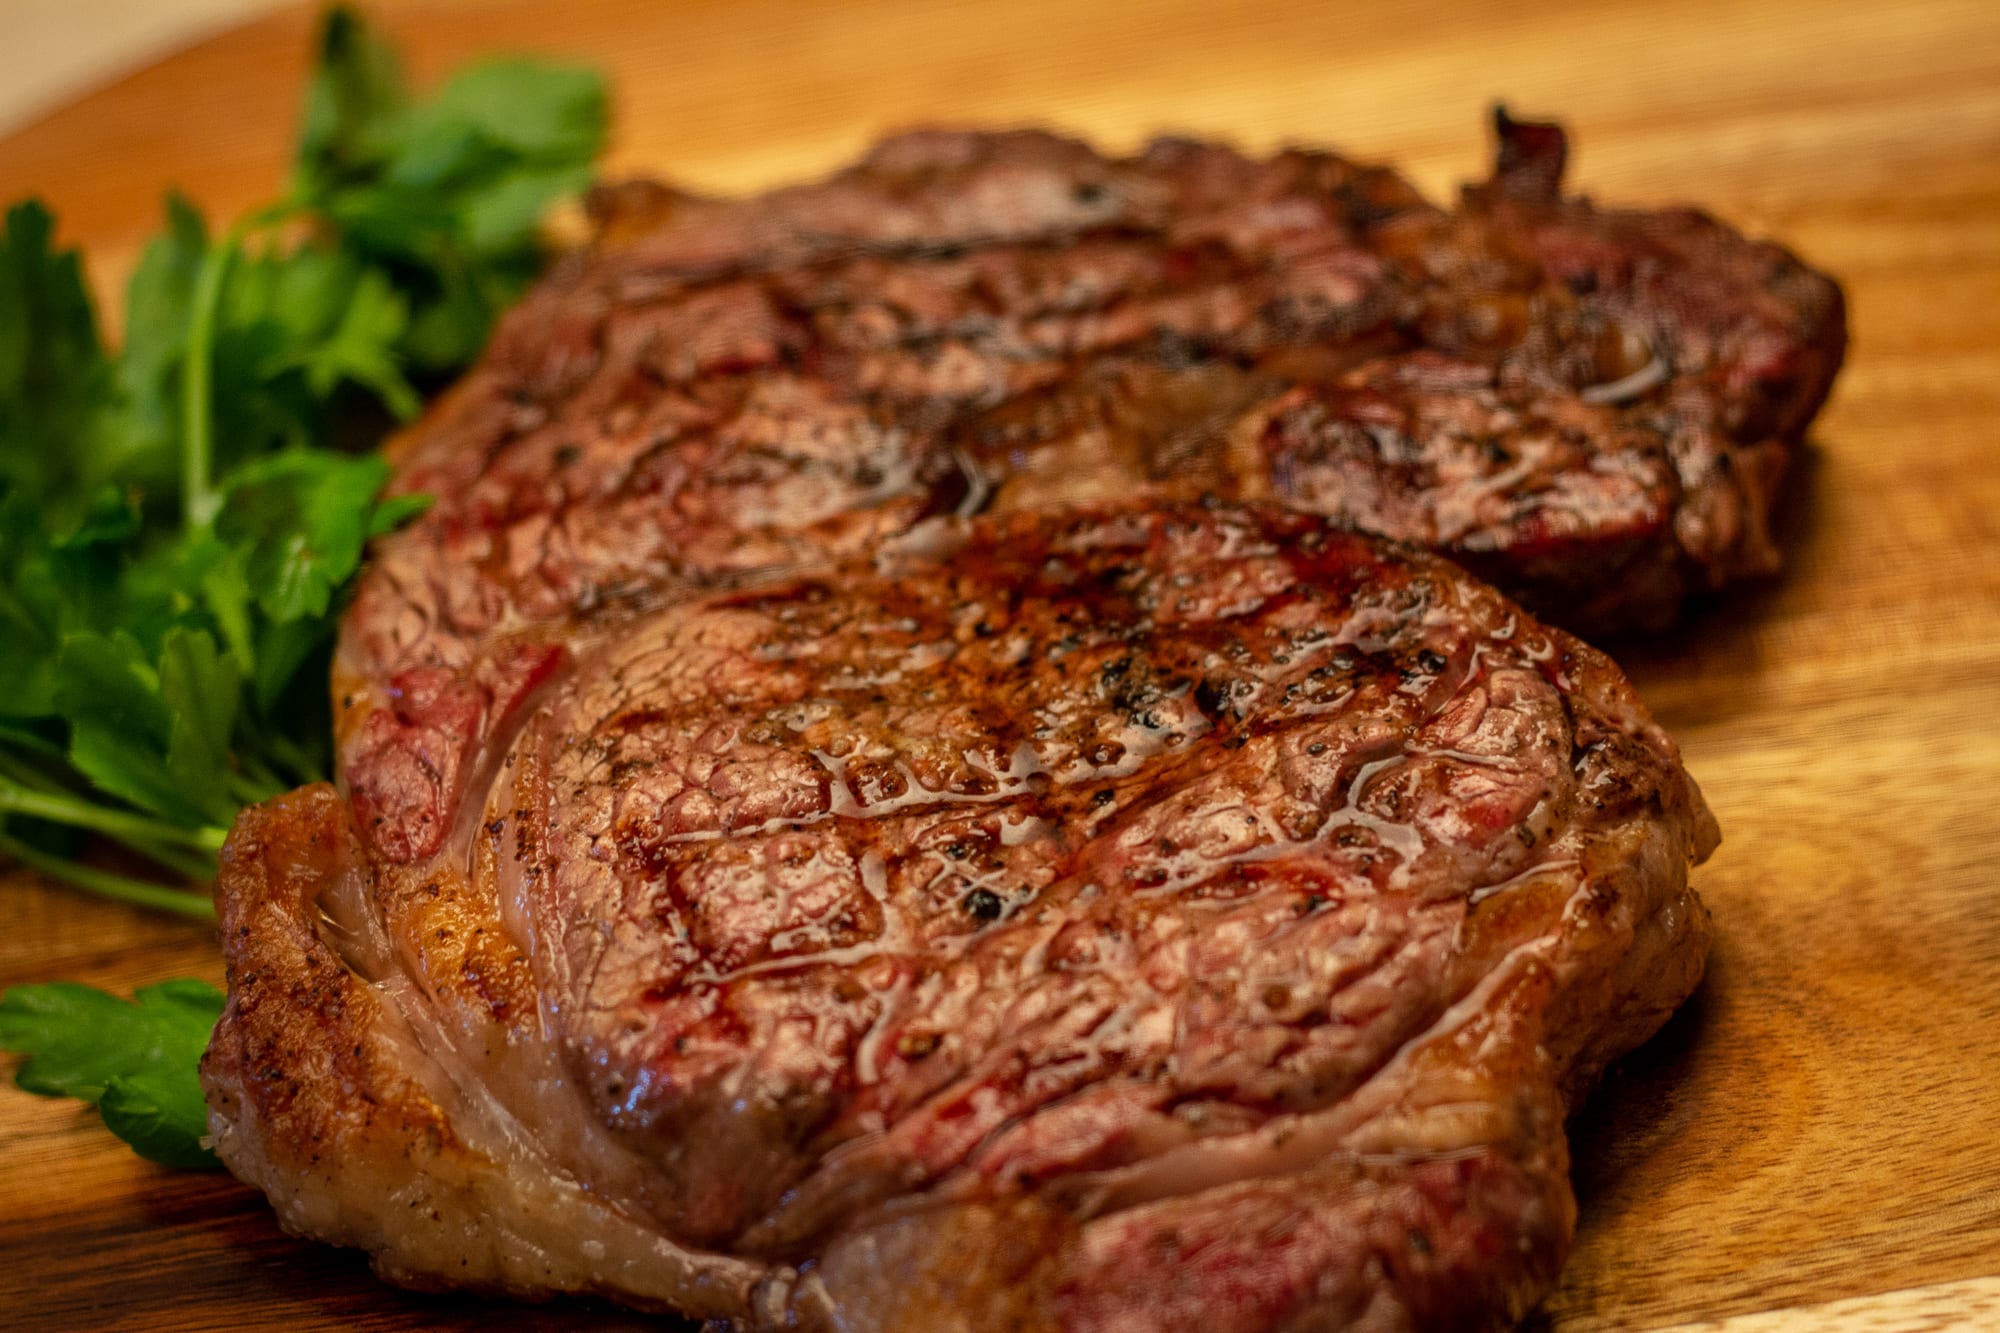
[
  {"left": 205, "top": 496, "right": 1714, "bottom": 1328},
  {"left": 351, "top": 111, "right": 1840, "bottom": 665},
  {"left": 202, "top": 118, "right": 1740, "bottom": 1330}
]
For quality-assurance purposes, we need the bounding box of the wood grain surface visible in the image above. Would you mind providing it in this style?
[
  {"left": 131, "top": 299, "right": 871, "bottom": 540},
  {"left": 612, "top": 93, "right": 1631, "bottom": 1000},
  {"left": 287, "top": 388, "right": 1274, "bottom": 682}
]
[{"left": 3, "top": 0, "right": 1998, "bottom": 1329}]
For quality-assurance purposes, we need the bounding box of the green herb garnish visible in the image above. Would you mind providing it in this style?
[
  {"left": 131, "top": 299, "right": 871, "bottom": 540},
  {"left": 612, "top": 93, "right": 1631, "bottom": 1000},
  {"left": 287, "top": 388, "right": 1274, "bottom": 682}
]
[
  {"left": 0, "top": 5, "right": 606, "bottom": 1167},
  {"left": 0, "top": 981, "right": 225, "bottom": 1168}
]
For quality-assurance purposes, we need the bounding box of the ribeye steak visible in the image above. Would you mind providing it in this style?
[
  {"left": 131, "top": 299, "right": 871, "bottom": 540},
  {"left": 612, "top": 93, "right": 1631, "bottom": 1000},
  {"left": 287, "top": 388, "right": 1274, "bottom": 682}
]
[
  {"left": 337, "top": 110, "right": 1840, "bottom": 646},
  {"left": 202, "top": 118, "right": 1735, "bottom": 1331}
]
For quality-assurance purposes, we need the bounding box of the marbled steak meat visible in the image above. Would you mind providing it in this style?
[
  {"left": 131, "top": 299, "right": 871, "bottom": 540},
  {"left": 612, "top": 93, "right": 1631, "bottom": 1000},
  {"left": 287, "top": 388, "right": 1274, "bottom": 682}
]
[
  {"left": 329, "top": 109, "right": 1838, "bottom": 642},
  {"left": 201, "top": 119, "right": 1733, "bottom": 1331}
]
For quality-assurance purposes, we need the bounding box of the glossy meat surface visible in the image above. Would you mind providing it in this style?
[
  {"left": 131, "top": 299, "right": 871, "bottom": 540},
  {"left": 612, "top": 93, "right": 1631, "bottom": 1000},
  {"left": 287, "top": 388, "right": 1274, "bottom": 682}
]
[
  {"left": 329, "top": 116, "right": 1833, "bottom": 873},
  {"left": 206, "top": 499, "right": 1715, "bottom": 1329},
  {"left": 351, "top": 112, "right": 1841, "bottom": 701},
  {"left": 201, "top": 117, "right": 1747, "bottom": 1330}
]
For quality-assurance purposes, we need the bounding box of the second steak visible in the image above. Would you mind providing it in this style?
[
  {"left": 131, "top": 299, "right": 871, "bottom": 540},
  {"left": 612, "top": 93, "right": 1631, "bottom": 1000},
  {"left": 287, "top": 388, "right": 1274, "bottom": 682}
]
[{"left": 375, "top": 111, "right": 1843, "bottom": 650}]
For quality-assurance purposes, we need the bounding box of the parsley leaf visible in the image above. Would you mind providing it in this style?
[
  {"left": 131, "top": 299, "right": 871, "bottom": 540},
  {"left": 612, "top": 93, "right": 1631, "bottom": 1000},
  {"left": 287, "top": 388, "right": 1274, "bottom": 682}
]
[
  {"left": 297, "top": 5, "right": 408, "bottom": 180},
  {"left": 102, "top": 1064, "right": 223, "bottom": 1170},
  {"left": 193, "top": 242, "right": 421, "bottom": 490},
  {"left": 56, "top": 631, "right": 192, "bottom": 821},
  {"left": 0, "top": 491, "right": 65, "bottom": 719},
  {"left": 294, "top": 5, "right": 607, "bottom": 371},
  {"left": 0, "top": 980, "right": 224, "bottom": 1168},
  {"left": 0, "top": 202, "right": 115, "bottom": 511},
  {"left": 215, "top": 450, "right": 405, "bottom": 623},
  {"left": 107, "top": 194, "right": 209, "bottom": 506}
]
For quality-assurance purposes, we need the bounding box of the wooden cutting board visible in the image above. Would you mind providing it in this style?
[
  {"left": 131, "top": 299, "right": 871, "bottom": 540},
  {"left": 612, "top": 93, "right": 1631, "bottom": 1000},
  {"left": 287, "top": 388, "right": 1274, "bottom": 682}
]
[{"left": 3, "top": 0, "right": 1998, "bottom": 1328}]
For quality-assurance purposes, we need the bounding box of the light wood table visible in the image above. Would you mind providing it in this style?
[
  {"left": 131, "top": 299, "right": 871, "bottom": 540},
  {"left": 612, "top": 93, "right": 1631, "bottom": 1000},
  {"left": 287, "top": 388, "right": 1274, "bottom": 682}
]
[{"left": 2, "top": 1, "right": 1997, "bottom": 1328}]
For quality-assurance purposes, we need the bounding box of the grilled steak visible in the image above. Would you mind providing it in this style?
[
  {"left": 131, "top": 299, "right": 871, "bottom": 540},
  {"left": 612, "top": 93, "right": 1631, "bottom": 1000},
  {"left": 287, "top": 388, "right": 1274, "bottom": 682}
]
[
  {"left": 202, "top": 118, "right": 1739, "bottom": 1330},
  {"left": 345, "top": 111, "right": 1840, "bottom": 659},
  {"left": 204, "top": 497, "right": 1715, "bottom": 1328}
]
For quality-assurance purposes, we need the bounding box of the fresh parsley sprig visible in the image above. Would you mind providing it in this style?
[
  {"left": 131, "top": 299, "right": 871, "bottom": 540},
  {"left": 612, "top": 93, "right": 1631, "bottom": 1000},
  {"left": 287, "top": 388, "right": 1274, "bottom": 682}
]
[
  {"left": 0, "top": 6, "right": 604, "bottom": 912},
  {"left": 0, "top": 5, "right": 606, "bottom": 1166},
  {"left": 0, "top": 981, "right": 225, "bottom": 1168}
]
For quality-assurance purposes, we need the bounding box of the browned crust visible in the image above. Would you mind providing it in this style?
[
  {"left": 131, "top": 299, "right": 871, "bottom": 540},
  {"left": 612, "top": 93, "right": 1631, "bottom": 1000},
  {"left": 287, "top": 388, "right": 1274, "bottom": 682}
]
[
  {"left": 202, "top": 787, "right": 450, "bottom": 1174},
  {"left": 200, "top": 787, "right": 773, "bottom": 1318}
]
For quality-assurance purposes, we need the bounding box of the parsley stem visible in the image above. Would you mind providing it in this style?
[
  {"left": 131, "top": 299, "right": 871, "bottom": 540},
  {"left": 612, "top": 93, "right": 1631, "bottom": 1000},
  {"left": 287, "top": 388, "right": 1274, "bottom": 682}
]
[
  {"left": 0, "top": 831, "right": 215, "bottom": 920},
  {"left": 239, "top": 748, "right": 282, "bottom": 790},
  {"left": 0, "top": 725, "right": 66, "bottom": 768},
  {"left": 179, "top": 201, "right": 304, "bottom": 531},
  {"left": 225, "top": 769, "right": 279, "bottom": 809},
  {"left": 255, "top": 729, "right": 326, "bottom": 787},
  {"left": 180, "top": 222, "right": 244, "bottom": 531},
  {"left": 0, "top": 780, "right": 228, "bottom": 852},
  {"left": 0, "top": 755, "right": 218, "bottom": 879},
  {"left": 0, "top": 580, "right": 51, "bottom": 656},
  {"left": 119, "top": 836, "right": 219, "bottom": 883}
]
